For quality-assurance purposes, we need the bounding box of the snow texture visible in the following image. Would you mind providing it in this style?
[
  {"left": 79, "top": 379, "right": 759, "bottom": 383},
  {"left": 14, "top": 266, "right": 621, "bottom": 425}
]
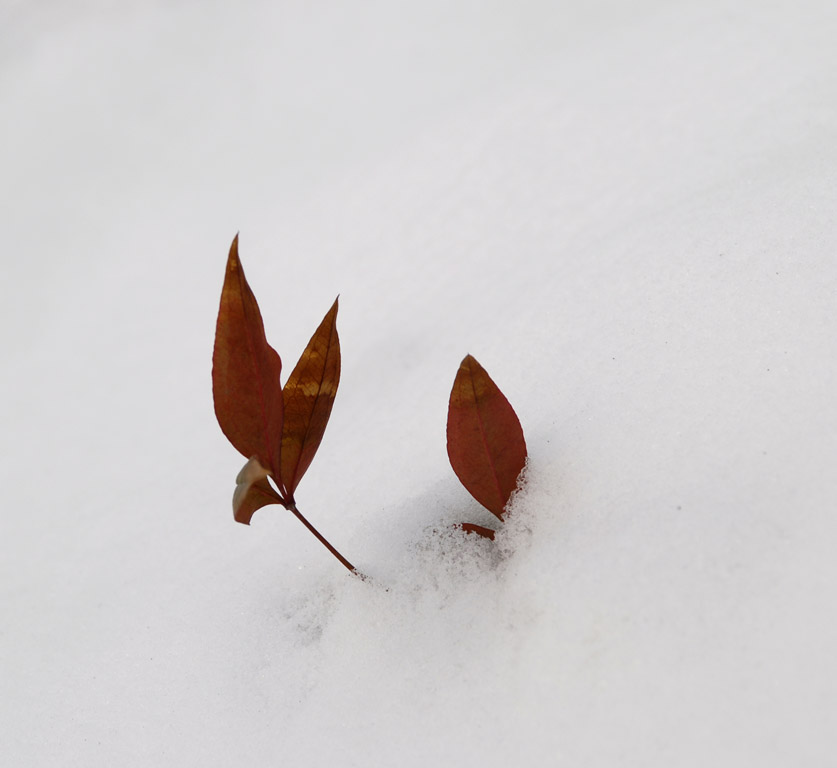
[{"left": 2, "top": 1, "right": 836, "bottom": 765}]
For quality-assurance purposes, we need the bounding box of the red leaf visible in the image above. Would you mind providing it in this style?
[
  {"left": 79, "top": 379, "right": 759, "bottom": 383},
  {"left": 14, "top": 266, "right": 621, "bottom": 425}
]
[
  {"left": 446, "top": 355, "right": 527, "bottom": 519},
  {"left": 460, "top": 523, "right": 496, "bottom": 540},
  {"left": 233, "top": 457, "right": 284, "bottom": 524},
  {"left": 280, "top": 298, "right": 341, "bottom": 499},
  {"left": 212, "top": 235, "right": 284, "bottom": 482}
]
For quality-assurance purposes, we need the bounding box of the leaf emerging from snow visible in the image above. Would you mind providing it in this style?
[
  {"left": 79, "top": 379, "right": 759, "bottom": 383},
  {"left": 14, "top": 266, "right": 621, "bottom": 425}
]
[{"left": 446, "top": 355, "right": 527, "bottom": 519}]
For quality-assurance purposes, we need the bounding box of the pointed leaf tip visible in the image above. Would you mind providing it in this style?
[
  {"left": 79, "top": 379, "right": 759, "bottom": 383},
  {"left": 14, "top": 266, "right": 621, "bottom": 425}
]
[
  {"left": 446, "top": 355, "right": 527, "bottom": 519},
  {"left": 280, "top": 297, "right": 341, "bottom": 497},
  {"left": 212, "top": 237, "right": 284, "bottom": 479}
]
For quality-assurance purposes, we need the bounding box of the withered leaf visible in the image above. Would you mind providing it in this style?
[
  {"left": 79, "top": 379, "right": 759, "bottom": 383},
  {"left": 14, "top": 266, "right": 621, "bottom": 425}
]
[
  {"left": 280, "top": 298, "right": 341, "bottom": 499},
  {"left": 446, "top": 355, "right": 527, "bottom": 519},
  {"left": 460, "top": 523, "right": 496, "bottom": 540},
  {"left": 212, "top": 235, "right": 284, "bottom": 481},
  {"left": 233, "top": 457, "right": 284, "bottom": 524}
]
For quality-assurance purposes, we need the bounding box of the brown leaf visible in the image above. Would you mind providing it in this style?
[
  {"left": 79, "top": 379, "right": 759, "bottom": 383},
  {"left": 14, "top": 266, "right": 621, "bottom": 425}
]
[
  {"left": 280, "top": 298, "right": 341, "bottom": 499},
  {"left": 212, "top": 235, "right": 284, "bottom": 482},
  {"left": 233, "top": 457, "right": 284, "bottom": 524},
  {"left": 460, "top": 523, "right": 496, "bottom": 540},
  {"left": 446, "top": 355, "right": 527, "bottom": 519}
]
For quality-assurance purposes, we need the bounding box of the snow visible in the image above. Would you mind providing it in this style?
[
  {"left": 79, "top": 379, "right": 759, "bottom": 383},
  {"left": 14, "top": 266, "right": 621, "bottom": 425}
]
[{"left": 2, "top": 1, "right": 836, "bottom": 764}]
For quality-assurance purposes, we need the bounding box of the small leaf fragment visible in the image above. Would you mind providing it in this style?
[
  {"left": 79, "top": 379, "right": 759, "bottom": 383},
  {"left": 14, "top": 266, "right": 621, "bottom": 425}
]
[
  {"left": 233, "top": 457, "right": 284, "bottom": 524},
  {"left": 446, "top": 355, "right": 527, "bottom": 519},
  {"left": 280, "top": 297, "right": 341, "bottom": 498},
  {"left": 460, "top": 523, "right": 496, "bottom": 540},
  {"left": 212, "top": 235, "right": 284, "bottom": 480}
]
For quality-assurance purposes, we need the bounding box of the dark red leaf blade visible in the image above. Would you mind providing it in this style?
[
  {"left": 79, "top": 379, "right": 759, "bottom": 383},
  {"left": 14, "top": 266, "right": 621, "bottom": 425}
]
[
  {"left": 233, "top": 457, "right": 284, "bottom": 524},
  {"left": 212, "top": 235, "right": 284, "bottom": 482},
  {"left": 446, "top": 355, "right": 527, "bottom": 519},
  {"left": 280, "top": 298, "right": 341, "bottom": 498}
]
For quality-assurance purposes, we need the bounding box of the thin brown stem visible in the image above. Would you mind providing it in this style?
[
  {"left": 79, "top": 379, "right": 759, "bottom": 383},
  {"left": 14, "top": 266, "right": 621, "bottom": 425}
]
[{"left": 288, "top": 503, "right": 363, "bottom": 578}]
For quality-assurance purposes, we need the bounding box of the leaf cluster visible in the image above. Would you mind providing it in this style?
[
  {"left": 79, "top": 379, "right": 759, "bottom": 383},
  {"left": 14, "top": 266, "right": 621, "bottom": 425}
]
[{"left": 212, "top": 236, "right": 527, "bottom": 576}]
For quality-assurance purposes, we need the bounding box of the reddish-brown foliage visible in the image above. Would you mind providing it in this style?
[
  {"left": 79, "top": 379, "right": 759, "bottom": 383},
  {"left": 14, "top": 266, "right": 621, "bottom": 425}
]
[
  {"left": 232, "top": 457, "right": 284, "bottom": 525},
  {"left": 213, "top": 234, "right": 528, "bottom": 574},
  {"left": 460, "top": 523, "right": 497, "bottom": 540},
  {"left": 447, "top": 355, "right": 527, "bottom": 520},
  {"left": 213, "top": 236, "right": 356, "bottom": 574},
  {"left": 212, "top": 235, "right": 284, "bottom": 480},
  {"left": 280, "top": 298, "right": 341, "bottom": 501}
]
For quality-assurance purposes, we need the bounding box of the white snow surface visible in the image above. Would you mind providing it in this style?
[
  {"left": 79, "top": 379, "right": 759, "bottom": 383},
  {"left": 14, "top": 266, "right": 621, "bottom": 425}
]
[{"left": 2, "top": 1, "right": 836, "bottom": 765}]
